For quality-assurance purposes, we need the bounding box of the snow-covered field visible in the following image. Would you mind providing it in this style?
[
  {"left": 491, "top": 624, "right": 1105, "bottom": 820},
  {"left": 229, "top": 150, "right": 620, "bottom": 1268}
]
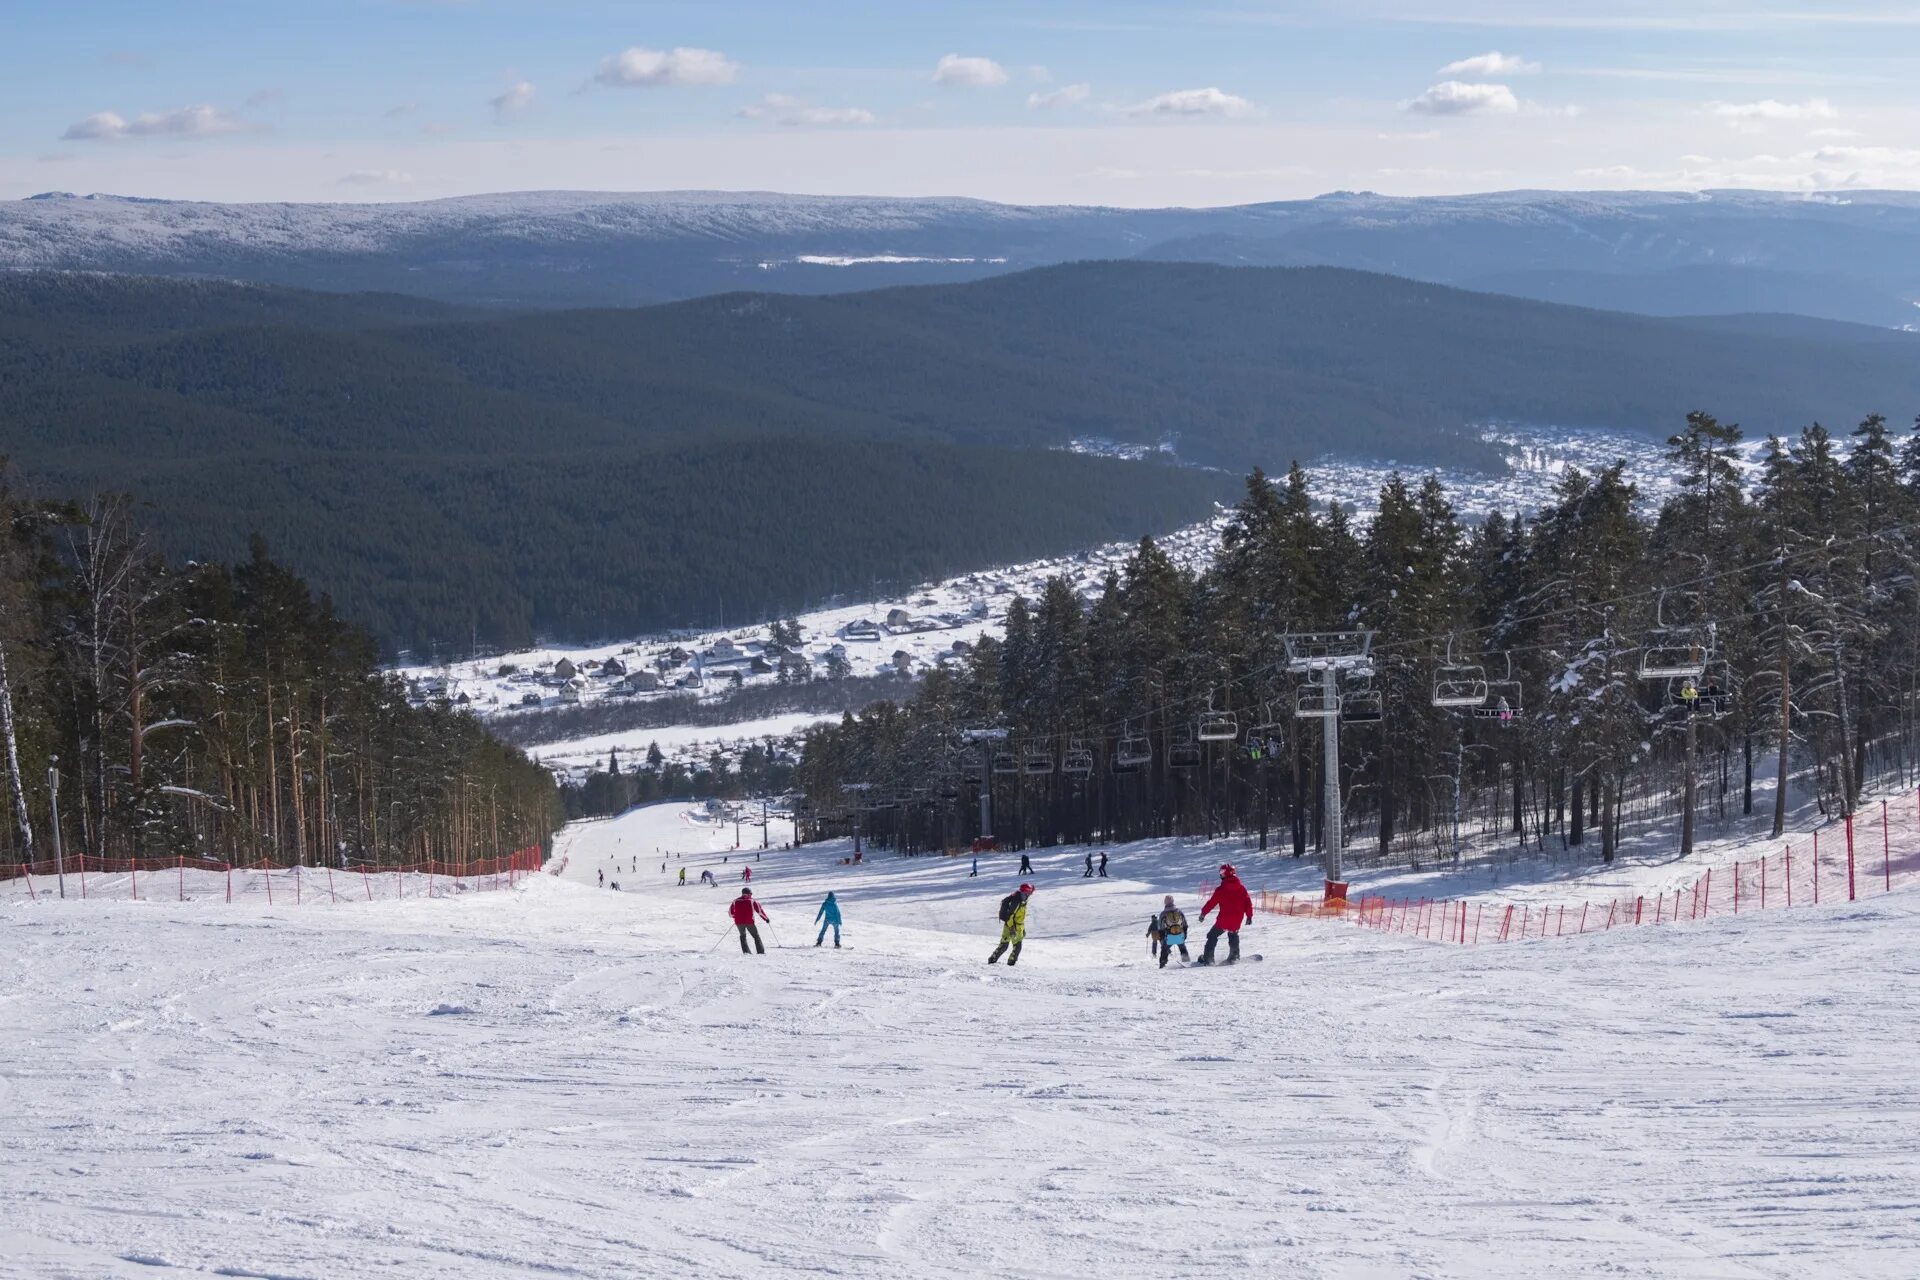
[{"left": 5, "top": 799, "right": 1917, "bottom": 1278}]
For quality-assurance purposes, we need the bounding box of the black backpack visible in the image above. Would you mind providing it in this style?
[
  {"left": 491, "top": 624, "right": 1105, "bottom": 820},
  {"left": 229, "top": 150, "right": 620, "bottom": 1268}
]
[{"left": 998, "top": 891, "right": 1023, "bottom": 923}]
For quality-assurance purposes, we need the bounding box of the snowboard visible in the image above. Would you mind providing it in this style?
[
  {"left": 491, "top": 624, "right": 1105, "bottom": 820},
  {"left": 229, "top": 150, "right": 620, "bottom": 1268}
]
[{"left": 1188, "top": 955, "right": 1264, "bottom": 967}]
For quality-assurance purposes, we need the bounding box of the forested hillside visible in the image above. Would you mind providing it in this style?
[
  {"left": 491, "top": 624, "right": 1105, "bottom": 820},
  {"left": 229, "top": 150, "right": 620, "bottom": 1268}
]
[
  {"left": 0, "top": 475, "right": 559, "bottom": 872},
  {"left": 4, "top": 266, "right": 1917, "bottom": 651},
  {"left": 794, "top": 413, "right": 1920, "bottom": 868}
]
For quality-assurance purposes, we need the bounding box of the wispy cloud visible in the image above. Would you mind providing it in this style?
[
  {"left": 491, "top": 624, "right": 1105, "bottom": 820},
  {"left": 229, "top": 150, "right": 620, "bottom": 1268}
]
[
  {"left": 61, "top": 104, "right": 248, "bottom": 141},
  {"left": 594, "top": 46, "right": 739, "bottom": 88},
  {"left": 339, "top": 169, "right": 414, "bottom": 186},
  {"left": 1709, "top": 97, "right": 1838, "bottom": 129},
  {"left": 1127, "top": 87, "right": 1255, "bottom": 118},
  {"left": 1028, "top": 83, "right": 1091, "bottom": 110},
  {"left": 1438, "top": 51, "right": 1539, "bottom": 77},
  {"left": 1404, "top": 82, "right": 1520, "bottom": 116},
  {"left": 737, "top": 94, "right": 875, "bottom": 127},
  {"left": 490, "top": 80, "right": 535, "bottom": 119},
  {"left": 933, "top": 54, "right": 1009, "bottom": 88}
]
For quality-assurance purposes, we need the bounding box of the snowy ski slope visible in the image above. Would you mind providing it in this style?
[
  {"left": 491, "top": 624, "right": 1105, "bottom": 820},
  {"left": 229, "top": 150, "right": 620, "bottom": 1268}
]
[{"left": 3, "top": 801, "right": 1916, "bottom": 1279}]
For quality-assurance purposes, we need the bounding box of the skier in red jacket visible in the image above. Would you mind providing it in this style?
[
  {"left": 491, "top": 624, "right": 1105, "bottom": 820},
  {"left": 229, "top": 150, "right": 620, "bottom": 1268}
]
[
  {"left": 729, "top": 887, "right": 771, "bottom": 954},
  {"left": 1197, "top": 864, "right": 1253, "bottom": 965}
]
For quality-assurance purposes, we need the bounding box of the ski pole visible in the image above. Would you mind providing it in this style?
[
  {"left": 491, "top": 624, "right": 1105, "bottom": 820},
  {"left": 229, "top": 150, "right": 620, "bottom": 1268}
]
[
  {"left": 709, "top": 927, "right": 734, "bottom": 954},
  {"left": 765, "top": 920, "right": 786, "bottom": 949}
]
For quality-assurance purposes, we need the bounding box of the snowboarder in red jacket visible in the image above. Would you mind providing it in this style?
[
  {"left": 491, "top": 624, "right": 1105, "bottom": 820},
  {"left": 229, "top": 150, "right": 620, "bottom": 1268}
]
[
  {"left": 729, "top": 887, "right": 771, "bottom": 954},
  {"left": 1197, "top": 864, "right": 1253, "bottom": 965}
]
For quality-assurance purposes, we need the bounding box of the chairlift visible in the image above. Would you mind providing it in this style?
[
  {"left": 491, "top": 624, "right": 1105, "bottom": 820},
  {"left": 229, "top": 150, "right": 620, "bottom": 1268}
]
[
  {"left": 1639, "top": 592, "right": 1711, "bottom": 680},
  {"left": 1114, "top": 722, "right": 1153, "bottom": 771},
  {"left": 1168, "top": 725, "right": 1202, "bottom": 769},
  {"left": 1244, "top": 704, "right": 1284, "bottom": 759},
  {"left": 1432, "top": 636, "right": 1489, "bottom": 708},
  {"left": 1197, "top": 690, "right": 1238, "bottom": 742},
  {"left": 1062, "top": 738, "right": 1095, "bottom": 775},
  {"left": 1023, "top": 746, "right": 1055, "bottom": 775},
  {"left": 1295, "top": 684, "right": 1340, "bottom": 719},
  {"left": 1341, "top": 687, "right": 1384, "bottom": 723},
  {"left": 991, "top": 749, "right": 1019, "bottom": 775},
  {"left": 1670, "top": 660, "right": 1731, "bottom": 719},
  {"left": 1472, "top": 658, "right": 1526, "bottom": 724}
]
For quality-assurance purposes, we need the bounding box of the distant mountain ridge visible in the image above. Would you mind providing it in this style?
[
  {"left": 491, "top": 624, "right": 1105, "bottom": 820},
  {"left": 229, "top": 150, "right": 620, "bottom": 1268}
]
[{"left": 5, "top": 187, "right": 1919, "bottom": 323}]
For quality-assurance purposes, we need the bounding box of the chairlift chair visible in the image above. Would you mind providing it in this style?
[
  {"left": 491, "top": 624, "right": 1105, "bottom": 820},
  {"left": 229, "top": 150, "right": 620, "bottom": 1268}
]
[
  {"left": 1640, "top": 592, "right": 1712, "bottom": 680},
  {"left": 1244, "top": 705, "right": 1284, "bottom": 759},
  {"left": 1168, "top": 725, "right": 1202, "bottom": 769},
  {"left": 1197, "top": 691, "right": 1238, "bottom": 742},
  {"left": 1113, "top": 727, "right": 1152, "bottom": 772},
  {"left": 1670, "top": 660, "right": 1731, "bottom": 719},
  {"left": 1340, "top": 687, "right": 1384, "bottom": 723},
  {"left": 1023, "top": 746, "right": 1055, "bottom": 775},
  {"left": 1062, "top": 738, "right": 1095, "bottom": 775},
  {"left": 1472, "top": 679, "right": 1525, "bottom": 724},
  {"left": 1295, "top": 684, "right": 1340, "bottom": 719},
  {"left": 991, "top": 749, "right": 1019, "bottom": 775}
]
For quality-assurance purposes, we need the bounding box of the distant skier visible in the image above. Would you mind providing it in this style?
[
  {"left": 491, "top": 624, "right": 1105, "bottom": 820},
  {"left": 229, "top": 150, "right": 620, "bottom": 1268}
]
[
  {"left": 1098, "top": 852, "right": 1109, "bottom": 878},
  {"left": 1018, "top": 853, "right": 1033, "bottom": 875},
  {"left": 1083, "top": 853, "right": 1094, "bottom": 878},
  {"left": 678, "top": 866, "right": 687, "bottom": 886},
  {"left": 742, "top": 865, "right": 753, "bottom": 884},
  {"left": 598, "top": 869, "right": 604, "bottom": 887},
  {"left": 1147, "top": 895, "right": 1190, "bottom": 968},
  {"left": 1197, "top": 864, "right": 1254, "bottom": 966},
  {"left": 701, "top": 869, "right": 717, "bottom": 887},
  {"left": 730, "top": 887, "right": 771, "bottom": 954},
  {"left": 969, "top": 857, "right": 979, "bottom": 878},
  {"left": 814, "top": 891, "right": 843, "bottom": 948},
  {"left": 988, "top": 883, "right": 1033, "bottom": 966}
]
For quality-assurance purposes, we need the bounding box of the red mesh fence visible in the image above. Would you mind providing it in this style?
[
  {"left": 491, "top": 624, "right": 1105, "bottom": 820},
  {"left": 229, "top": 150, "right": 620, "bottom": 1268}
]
[
  {"left": 1255, "top": 794, "right": 1920, "bottom": 945},
  {"left": 2, "top": 847, "right": 544, "bottom": 904}
]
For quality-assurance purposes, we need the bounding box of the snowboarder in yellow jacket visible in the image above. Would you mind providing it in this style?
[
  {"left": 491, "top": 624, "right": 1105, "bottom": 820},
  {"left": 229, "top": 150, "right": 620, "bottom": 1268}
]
[{"left": 988, "top": 883, "right": 1033, "bottom": 966}]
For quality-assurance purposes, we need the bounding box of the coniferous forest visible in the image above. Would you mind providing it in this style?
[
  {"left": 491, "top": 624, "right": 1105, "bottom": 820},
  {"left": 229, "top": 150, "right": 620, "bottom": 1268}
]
[
  {"left": 793, "top": 412, "right": 1920, "bottom": 868},
  {"left": 0, "top": 473, "right": 560, "bottom": 872}
]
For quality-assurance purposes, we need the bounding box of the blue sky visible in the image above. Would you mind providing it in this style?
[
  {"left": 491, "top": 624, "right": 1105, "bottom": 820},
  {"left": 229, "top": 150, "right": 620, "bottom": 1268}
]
[{"left": 3, "top": 1, "right": 1917, "bottom": 204}]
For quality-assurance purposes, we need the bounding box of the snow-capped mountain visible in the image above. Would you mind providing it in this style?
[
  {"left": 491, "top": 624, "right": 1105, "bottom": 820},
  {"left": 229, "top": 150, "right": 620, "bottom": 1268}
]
[{"left": 6, "top": 187, "right": 1919, "bottom": 320}]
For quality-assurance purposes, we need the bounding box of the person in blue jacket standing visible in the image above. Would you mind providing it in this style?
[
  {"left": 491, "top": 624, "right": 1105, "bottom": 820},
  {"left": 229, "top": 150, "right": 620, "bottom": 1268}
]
[{"left": 814, "top": 891, "right": 844, "bottom": 948}]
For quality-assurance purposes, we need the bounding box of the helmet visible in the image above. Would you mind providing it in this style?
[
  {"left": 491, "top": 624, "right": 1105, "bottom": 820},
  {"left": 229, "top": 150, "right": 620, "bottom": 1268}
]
[
  {"left": 1019, "top": 883, "right": 1034, "bottom": 894},
  {"left": 1220, "top": 863, "right": 1237, "bottom": 876}
]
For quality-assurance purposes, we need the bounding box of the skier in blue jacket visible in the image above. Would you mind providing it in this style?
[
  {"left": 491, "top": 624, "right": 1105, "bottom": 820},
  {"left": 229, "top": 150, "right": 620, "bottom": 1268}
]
[{"left": 814, "top": 891, "right": 844, "bottom": 948}]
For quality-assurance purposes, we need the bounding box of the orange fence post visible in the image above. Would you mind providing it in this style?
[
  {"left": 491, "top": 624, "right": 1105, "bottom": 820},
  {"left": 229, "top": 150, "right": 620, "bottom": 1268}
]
[
  {"left": 1498, "top": 904, "right": 1514, "bottom": 941},
  {"left": 1812, "top": 832, "right": 1820, "bottom": 905},
  {"left": 326, "top": 865, "right": 338, "bottom": 904},
  {"left": 1883, "top": 799, "right": 1893, "bottom": 893},
  {"left": 225, "top": 862, "right": 232, "bottom": 902},
  {"left": 262, "top": 862, "right": 273, "bottom": 905},
  {"left": 361, "top": 866, "right": 373, "bottom": 901},
  {"left": 130, "top": 858, "right": 138, "bottom": 901},
  {"left": 294, "top": 863, "right": 301, "bottom": 905},
  {"left": 1700, "top": 867, "right": 1711, "bottom": 917},
  {"left": 1760, "top": 856, "right": 1767, "bottom": 910},
  {"left": 19, "top": 865, "right": 34, "bottom": 901},
  {"left": 178, "top": 855, "right": 185, "bottom": 902},
  {"left": 1634, "top": 895, "right": 1644, "bottom": 925},
  {"left": 1734, "top": 861, "right": 1741, "bottom": 914},
  {"left": 1785, "top": 846, "right": 1792, "bottom": 908},
  {"left": 1473, "top": 903, "right": 1483, "bottom": 943},
  {"left": 1845, "top": 814, "right": 1857, "bottom": 902}
]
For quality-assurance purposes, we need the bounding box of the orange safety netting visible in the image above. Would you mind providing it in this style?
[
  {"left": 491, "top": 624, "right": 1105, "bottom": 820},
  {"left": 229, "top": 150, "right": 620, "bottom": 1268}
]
[
  {"left": 3, "top": 846, "right": 544, "bottom": 904},
  {"left": 1256, "top": 794, "right": 1920, "bottom": 944}
]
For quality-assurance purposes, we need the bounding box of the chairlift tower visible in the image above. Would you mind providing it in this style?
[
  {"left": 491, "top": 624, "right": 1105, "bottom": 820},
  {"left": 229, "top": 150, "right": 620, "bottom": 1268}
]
[
  {"left": 962, "top": 728, "right": 1009, "bottom": 842},
  {"left": 1284, "top": 631, "right": 1375, "bottom": 889}
]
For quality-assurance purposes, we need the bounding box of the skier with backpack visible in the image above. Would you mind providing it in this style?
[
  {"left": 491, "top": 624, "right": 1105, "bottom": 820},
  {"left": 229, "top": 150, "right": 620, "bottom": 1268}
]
[
  {"left": 1146, "top": 895, "right": 1190, "bottom": 968},
  {"left": 729, "top": 887, "right": 771, "bottom": 954},
  {"left": 1197, "top": 864, "right": 1254, "bottom": 965},
  {"left": 988, "top": 883, "right": 1033, "bottom": 966},
  {"left": 814, "top": 891, "right": 843, "bottom": 948}
]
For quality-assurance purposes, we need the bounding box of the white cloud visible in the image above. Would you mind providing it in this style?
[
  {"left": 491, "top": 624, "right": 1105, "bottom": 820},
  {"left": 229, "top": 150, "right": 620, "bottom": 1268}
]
[
  {"left": 61, "top": 104, "right": 248, "bottom": 141},
  {"left": 1405, "top": 81, "right": 1520, "bottom": 116},
  {"left": 737, "top": 94, "right": 875, "bottom": 128},
  {"left": 1438, "top": 51, "right": 1540, "bottom": 76},
  {"left": 338, "top": 169, "right": 414, "bottom": 186},
  {"left": 1028, "top": 83, "right": 1091, "bottom": 110},
  {"left": 933, "top": 55, "right": 1009, "bottom": 88},
  {"left": 1709, "top": 97, "right": 1837, "bottom": 126},
  {"left": 489, "top": 81, "right": 535, "bottom": 118},
  {"left": 594, "top": 46, "right": 739, "bottom": 88},
  {"left": 1127, "top": 87, "right": 1255, "bottom": 118}
]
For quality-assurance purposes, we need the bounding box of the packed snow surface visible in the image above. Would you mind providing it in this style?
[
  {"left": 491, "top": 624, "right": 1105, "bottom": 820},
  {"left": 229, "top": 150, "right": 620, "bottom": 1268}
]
[{"left": 4, "top": 802, "right": 1917, "bottom": 1278}]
